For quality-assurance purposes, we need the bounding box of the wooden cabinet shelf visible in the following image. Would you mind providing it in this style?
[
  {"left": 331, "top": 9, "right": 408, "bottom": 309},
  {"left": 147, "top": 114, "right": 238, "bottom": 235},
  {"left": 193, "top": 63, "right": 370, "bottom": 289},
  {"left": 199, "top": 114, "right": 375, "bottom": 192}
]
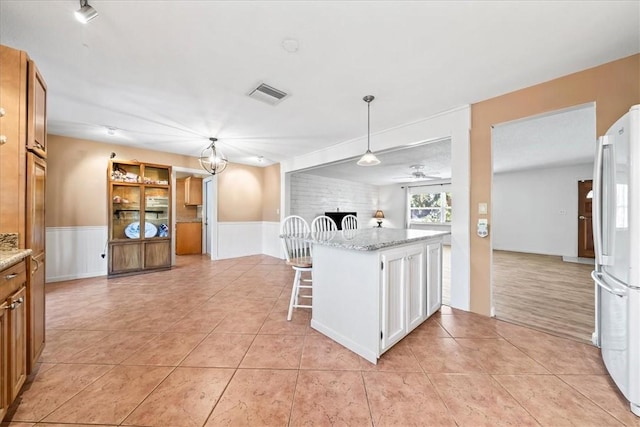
[{"left": 108, "top": 160, "right": 172, "bottom": 277}]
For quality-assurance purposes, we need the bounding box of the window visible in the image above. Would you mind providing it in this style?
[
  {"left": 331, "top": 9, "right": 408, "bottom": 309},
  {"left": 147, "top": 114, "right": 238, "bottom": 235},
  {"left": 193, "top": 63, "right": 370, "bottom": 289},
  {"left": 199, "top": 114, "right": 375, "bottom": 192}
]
[{"left": 410, "top": 191, "right": 452, "bottom": 224}]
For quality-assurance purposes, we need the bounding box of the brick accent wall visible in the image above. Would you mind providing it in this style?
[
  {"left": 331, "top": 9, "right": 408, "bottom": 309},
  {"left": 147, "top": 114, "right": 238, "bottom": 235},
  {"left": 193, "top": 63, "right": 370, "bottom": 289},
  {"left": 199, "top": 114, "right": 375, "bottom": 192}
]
[{"left": 290, "top": 173, "right": 379, "bottom": 228}]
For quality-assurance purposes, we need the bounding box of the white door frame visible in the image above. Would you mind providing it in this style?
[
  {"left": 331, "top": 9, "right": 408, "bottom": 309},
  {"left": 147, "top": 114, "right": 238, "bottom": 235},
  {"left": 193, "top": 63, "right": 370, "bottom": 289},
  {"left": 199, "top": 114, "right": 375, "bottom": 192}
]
[{"left": 203, "top": 175, "right": 218, "bottom": 260}]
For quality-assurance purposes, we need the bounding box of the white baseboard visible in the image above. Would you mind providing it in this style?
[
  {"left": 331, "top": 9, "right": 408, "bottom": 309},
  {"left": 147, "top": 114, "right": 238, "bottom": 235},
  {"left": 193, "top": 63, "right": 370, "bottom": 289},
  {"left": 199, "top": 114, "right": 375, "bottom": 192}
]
[{"left": 562, "top": 256, "right": 595, "bottom": 265}]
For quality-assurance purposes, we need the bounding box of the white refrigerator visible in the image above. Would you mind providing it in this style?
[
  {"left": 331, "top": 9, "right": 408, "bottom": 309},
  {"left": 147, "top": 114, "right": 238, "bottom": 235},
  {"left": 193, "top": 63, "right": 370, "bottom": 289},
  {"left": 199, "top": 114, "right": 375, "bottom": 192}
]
[{"left": 592, "top": 104, "right": 640, "bottom": 416}]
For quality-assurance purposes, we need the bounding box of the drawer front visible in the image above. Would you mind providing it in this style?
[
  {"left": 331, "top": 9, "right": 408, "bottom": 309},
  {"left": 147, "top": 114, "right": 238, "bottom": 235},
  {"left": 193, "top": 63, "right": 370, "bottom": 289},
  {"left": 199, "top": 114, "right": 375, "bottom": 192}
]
[{"left": 1, "top": 260, "right": 27, "bottom": 299}]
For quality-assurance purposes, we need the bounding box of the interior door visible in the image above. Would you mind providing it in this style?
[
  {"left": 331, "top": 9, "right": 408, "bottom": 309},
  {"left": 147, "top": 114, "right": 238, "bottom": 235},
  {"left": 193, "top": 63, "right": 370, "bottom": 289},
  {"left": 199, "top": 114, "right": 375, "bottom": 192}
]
[{"left": 578, "top": 179, "right": 595, "bottom": 258}]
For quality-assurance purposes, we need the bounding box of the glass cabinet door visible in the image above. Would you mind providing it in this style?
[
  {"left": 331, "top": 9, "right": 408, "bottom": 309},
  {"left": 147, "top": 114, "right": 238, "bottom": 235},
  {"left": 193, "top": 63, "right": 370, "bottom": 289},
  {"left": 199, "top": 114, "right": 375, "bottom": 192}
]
[
  {"left": 142, "top": 165, "right": 169, "bottom": 185},
  {"left": 111, "top": 185, "right": 141, "bottom": 240},
  {"left": 110, "top": 163, "right": 141, "bottom": 183},
  {"left": 144, "top": 187, "right": 170, "bottom": 238}
]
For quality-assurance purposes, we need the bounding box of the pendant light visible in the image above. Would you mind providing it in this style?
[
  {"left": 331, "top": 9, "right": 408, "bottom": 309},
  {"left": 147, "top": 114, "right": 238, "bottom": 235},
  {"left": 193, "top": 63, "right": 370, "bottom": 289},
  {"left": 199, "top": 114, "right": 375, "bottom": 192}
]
[
  {"left": 199, "top": 137, "right": 228, "bottom": 175},
  {"left": 357, "top": 95, "right": 380, "bottom": 166}
]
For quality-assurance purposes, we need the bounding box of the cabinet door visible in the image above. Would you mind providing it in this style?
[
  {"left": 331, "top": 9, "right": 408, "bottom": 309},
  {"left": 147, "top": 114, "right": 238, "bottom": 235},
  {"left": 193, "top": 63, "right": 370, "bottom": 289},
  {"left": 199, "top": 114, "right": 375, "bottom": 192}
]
[
  {"left": 0, "top": 301, "right": 9, "bottom": 420},
  {"left": 8, "top": 286, "right": 26, "bottom": 401},
  {"left": 27, "top": 254, "right": 45, "bottom": 372},
  {"left": 144, "top": 186, "right": 169, "bottom": 238},
  {"left": 0, "top": 46, "right": 27, "bottom": 238},
  {"left": 27, "top": 60, "right": 47, "bottom": 157},
  {"left": 26, "top": 153, "right": 46, "bottom": 256},
  {"left": 426, "top": 242, "right": 442, "bottom": 317},
  {"left": 407, "top": 245, "right": 427, "bottom": 331},
  {"left": 185, "top": 177, "right": 203, "bottom": 205},
  {"left": 176, "top": 223, "right": 202, "bottom": 255},
  {"left": 380, "top": 249, "right": 406, "bottom": 351},
  {"left": 144, "top": 241, "right": 171, "bottom": 269},
  {"left": 111, "top": 184, "right": 141, "bottom": 240},
  {"left": 110, "top": 242, "right": 143, "bottom": 275}
]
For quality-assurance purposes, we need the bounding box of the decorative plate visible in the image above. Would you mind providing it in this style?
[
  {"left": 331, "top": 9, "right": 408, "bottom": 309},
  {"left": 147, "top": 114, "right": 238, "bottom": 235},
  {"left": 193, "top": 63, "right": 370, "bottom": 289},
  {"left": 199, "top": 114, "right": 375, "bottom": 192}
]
[{"left": 124, "top": 222, "right": 157, "bottom": 239}]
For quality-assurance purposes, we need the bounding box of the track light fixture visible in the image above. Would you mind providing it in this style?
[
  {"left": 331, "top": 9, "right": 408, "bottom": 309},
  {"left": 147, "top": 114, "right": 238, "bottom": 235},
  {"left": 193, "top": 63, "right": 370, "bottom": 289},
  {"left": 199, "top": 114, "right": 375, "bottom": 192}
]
[
  {"left": 357, "top": 95, "right": 380, "bottom": 166},
  {"left": 199, "top": 138, "right": 228, "bottom": 176},
  {"left": 75, "top": 0, "right": 98, "bottom": 23}
]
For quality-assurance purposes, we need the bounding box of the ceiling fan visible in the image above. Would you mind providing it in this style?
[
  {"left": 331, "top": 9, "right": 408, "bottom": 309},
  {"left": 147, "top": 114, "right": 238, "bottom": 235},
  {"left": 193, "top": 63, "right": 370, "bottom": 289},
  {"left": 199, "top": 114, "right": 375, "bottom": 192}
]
[{"left": 392, "top": 164, "right": 440, "bottom": 181}]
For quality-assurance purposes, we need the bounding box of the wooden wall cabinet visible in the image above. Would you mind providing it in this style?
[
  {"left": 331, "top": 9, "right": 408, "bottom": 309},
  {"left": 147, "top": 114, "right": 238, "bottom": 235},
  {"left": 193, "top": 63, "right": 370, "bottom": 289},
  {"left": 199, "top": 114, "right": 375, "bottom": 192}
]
[
  {"left": 0, "top": 45, "right": 47, "bottom": 378},
  {"left": 26, "top": 60, "right": 47, "bottom": 158},
  {"left": 108, "top": 160, "right": 172, "bottom": 277},
  {"left": 184, "top": 176, "right": 202, "bottom": 205},
  {"left": 0, "top": 259, "right": 28, "bottom": 420}
]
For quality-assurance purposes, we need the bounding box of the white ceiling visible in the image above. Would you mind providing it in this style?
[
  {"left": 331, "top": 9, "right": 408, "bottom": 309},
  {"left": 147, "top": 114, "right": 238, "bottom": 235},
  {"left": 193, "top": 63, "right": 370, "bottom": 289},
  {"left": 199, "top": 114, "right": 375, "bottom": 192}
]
[
  {"left": 492, "top": 103, "right": 597, "bottom": 174},
  {"left": 297, "top": 103, "right": 597, "bottom": 185},
  {"left": 1, "top": 1, "right": 638, "bottom": 170},
  {"left": 299, "top": 138, "right": 452, "bottom": 186}
]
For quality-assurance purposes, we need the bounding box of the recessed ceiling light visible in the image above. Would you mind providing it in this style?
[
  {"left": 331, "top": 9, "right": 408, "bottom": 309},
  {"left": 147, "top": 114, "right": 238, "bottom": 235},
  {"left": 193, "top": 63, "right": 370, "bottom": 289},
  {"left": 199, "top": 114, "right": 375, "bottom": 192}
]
[{"left": 282, "top": 38, "right": 299, "bottom": 53}]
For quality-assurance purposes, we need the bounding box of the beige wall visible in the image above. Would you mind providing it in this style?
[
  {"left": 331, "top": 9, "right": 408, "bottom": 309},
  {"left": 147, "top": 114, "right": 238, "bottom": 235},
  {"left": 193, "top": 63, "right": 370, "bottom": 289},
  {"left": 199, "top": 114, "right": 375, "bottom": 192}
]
[
  {"left": 217, "top": 163, "right": 264, "bottom": 222},
  {"left": 48, "top": 135, "right": 282, "bottom": 227},
  {"left": 469, "top": 53, "right": 640, "bottom": 315},
  {"left": 262, "top": 163, "right": 281, "bottom": 222},
  {"left": 47, "top": 135, "right": 202, "bottom": 227}
]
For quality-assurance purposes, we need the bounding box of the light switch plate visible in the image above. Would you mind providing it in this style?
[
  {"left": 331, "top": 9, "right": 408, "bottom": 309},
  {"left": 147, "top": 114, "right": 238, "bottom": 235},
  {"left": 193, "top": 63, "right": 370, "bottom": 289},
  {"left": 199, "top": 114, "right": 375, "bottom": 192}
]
[{"left": 478, "top": 203, "right": 488, "bottom": 215}]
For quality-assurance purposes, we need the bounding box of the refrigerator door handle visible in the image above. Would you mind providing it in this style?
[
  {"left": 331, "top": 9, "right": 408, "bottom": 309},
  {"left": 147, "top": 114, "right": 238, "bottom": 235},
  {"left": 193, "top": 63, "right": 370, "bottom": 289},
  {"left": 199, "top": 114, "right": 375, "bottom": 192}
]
[
  {"left": 593, "top": 135, "right": 614, "bottom": 267},
  {"left": 592, "top": 271, "right": 627, "bottom": 297}
]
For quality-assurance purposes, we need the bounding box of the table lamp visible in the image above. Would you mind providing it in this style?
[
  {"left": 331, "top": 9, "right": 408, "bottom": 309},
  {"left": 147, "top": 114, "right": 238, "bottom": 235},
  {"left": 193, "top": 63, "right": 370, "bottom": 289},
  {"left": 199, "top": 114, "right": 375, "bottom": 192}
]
[{"left": 374, "top": 210, "right": 385, "bottom": 227}]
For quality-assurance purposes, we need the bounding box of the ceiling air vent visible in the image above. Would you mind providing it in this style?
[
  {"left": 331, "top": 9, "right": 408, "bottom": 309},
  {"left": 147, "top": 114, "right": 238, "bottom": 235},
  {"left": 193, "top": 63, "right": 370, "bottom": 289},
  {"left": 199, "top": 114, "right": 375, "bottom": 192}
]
[{"left": 248, "top": 83, "right": 289, "bottom": 106}]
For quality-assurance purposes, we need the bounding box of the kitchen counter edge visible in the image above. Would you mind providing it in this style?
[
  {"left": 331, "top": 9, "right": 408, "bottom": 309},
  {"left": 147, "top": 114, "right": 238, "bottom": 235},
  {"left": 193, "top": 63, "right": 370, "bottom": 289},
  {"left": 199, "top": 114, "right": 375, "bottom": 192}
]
[
  {"left": 0, "top": 249, "right": 33, "bottom": 270},
  {"left": 300, "top": 228, "right": 450, "bottom": 251}
]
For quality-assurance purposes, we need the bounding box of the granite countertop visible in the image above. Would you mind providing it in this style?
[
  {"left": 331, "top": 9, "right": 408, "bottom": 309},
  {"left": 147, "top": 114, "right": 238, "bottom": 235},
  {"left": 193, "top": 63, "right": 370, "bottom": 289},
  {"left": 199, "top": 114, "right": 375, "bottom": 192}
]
[
  {"left": 0, "top": 249, "right": 33, "bottom": 270},
  {"left": 295, "top": 228, "right": 450, "bottom": 251}
]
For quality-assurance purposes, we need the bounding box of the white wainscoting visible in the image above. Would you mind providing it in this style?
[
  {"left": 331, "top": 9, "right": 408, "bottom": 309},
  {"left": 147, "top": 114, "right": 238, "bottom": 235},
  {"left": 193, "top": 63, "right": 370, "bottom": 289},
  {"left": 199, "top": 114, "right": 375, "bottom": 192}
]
[
  {"left": 262, "top": 221, "right": 283, "bottom": 259},
  {"left": 46, "top": 222, "right": 284, "bottom": 281},
  {"left": 217, "top": 221, "right": 279, "bottom": 260},
  {"left": 46, "top": 226, "right": 108, "bottom": 283}
]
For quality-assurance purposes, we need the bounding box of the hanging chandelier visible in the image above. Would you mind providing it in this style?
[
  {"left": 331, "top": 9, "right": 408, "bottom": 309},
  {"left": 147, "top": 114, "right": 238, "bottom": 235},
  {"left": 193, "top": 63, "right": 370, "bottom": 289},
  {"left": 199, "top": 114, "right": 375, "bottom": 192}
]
[
  {"left": 357, "top": 95, "right": 380, "bottom": 166},
  {"left": 199, "top": 137, "right": 228, "bottom": 175}
]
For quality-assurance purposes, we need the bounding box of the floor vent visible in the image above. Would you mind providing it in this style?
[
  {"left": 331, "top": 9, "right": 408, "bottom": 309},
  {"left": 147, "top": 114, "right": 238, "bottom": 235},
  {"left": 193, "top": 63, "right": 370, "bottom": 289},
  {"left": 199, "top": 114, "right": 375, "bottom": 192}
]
[{"left": 248, "top": 83, "right": 289, "bottom": 105}]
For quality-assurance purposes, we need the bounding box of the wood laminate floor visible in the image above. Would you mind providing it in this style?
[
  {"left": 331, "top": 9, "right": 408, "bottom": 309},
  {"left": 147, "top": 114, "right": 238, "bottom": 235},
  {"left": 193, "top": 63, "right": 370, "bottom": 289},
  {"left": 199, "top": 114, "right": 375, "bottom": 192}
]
[{"left": 492, "top": 250, "right": 595, "bottom": 343}]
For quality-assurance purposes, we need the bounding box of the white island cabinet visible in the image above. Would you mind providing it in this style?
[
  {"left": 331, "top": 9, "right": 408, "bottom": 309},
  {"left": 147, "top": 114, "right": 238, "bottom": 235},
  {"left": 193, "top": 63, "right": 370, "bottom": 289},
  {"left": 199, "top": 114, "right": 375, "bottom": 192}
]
[{"left": 306, "top": 228, "right": 448, "bottom": 364}]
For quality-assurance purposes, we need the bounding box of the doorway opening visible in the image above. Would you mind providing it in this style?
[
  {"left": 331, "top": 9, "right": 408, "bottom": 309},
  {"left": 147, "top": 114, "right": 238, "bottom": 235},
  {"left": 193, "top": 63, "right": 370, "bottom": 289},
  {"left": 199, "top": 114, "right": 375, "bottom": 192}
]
[
  {"left": 172, "top": 168, "right": 213, "bottom": 263},
  {"left": 491, "top": 103, "right": 596, "bottom": 342}
]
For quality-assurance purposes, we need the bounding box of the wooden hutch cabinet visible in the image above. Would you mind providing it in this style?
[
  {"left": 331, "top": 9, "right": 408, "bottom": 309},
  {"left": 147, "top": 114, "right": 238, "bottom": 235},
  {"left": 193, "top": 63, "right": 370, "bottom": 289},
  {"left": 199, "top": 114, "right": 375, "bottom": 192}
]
[{"left": 108, "top": 160, "right": 172, "bottom": 277}]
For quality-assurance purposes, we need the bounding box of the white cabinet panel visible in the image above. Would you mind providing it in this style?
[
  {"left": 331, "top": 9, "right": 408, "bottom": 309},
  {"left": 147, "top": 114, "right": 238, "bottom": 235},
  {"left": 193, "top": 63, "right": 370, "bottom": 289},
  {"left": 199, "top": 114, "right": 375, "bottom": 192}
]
[
  {"left": 381, "top": 249, "right": 407, "bottom": 350},
  {"left": 380, "top": 243, "right": 428, "bottom": 351},
  {"left": 426, "top": 242, "right": 443, "bottom": 317},
  {"left": 407, "top": 245, "right": 427, "bottom": 331}
]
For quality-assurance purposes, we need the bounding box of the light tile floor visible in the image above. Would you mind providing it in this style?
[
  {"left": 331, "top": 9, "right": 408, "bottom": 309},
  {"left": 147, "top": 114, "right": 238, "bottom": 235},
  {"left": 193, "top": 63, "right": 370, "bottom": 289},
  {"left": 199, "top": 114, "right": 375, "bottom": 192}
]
[{"left": 4, "top": 254, "right": 639, "bottom": 426}]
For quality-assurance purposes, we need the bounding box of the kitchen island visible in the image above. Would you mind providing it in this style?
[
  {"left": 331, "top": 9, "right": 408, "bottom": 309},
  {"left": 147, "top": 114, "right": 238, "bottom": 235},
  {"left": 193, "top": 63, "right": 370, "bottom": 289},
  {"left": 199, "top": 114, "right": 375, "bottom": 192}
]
[{"left": 304, "top": 228, "right": 449, "bottom": 364}]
